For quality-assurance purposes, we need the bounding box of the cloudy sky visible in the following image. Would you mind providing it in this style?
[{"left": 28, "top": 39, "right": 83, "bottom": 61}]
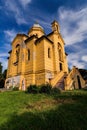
[{"left": 0, "top": 0, "right": 87, "bottom": 71}]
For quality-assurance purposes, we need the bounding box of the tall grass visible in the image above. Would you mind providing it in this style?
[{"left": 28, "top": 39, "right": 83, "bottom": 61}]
[{"left": 0, "top": 90, "right": 87, "bottom": 130}]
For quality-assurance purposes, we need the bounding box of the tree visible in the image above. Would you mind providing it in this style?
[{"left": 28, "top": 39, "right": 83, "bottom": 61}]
[
  {"left": 0, "top": 62, "right": 7, "bottom": 88},
  {"left": 0, "top": 79, "right": 5, "bottom": 88},
  {"left": 0, "top": 62, "right": 3, "bottom": 78},
  {"left": 3, "top": 69, "right": 7, "bottom": 79}
]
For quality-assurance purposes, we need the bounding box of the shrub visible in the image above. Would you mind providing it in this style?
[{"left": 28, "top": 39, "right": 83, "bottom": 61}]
[
  {"left": 0, "top": 78, "right": 5, "bottom": 88},
  {"left": 51, "top": 87, "right": 61, "bottom": 94},
  {"left": 13, "top": 87, "right": 19, "bottom": 91},
  {"left": 27, "top": 84, "right": 61, "bottom": 94},
  {"left": 39, "top": 84, "right": 52, "bottom": 94},
  {"left": 27, "top": 84, "right": 39, "bottom": 94}
]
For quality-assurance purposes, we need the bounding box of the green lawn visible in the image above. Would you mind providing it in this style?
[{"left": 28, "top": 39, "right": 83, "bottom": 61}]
[{"left": 0, "top": 90, "right": 87, "bottom": 130}]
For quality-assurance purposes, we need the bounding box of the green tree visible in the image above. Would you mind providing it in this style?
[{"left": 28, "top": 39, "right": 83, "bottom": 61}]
[
  {"left": 0, "top": 62, "right": 7, "bottom": 88},
  {"left": 3, "top": 69, "right": 7, "bottom": 79},
  {"left": 0, "top": 62, "right": 3, "bottom": 78}
]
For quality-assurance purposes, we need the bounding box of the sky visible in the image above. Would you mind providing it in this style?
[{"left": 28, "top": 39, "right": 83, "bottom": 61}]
[{"left": 0, "top": 0, "right": 87, "bottom": 71}]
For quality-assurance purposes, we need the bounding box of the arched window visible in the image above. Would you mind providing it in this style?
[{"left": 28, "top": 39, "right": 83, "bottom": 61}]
[
  {"left": 28, "top": 49, "right": 30, "bottom": 60},
  {"left": 48, "top": 48, "right": 51, "bottom": 58},
  {"left": 16, "top": 44, "right": 20, "bottom": 48},
  {"left": 16, "top": 44, "right": 20, "bottom": 62},
  {"left": 59, "top": 49, "right": 62, "bottom": 61},
  {"left": 58, "top": 43, "right": 63, "bottom": 61},
  {"left": 16, "top": 50, "right": 19, "bottom": 62}
]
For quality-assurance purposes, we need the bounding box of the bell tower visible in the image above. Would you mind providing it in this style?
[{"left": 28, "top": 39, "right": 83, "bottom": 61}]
[{"left": 51, "top": 20, "right": 60, "bottom": 33}]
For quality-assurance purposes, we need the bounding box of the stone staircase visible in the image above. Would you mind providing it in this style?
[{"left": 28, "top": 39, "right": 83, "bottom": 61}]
[
  {"left": 55, "top": 76, "right": 65, "bottom": 90},
  {"left": 51, "top": 71, "right": 67, "bottom": 90},
  {"left": 51, "top": 71, "right": 64, "bottom": 89}
]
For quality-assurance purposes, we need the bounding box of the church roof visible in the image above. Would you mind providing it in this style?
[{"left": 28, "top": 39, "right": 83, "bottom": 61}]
[
  {"left": 65, "top": 52, "right": 68, "bottom": 56},
  {"left": 7, "top": 57, "right": 9, "bottom": 59},
  {"left": 8, "top": 50, "right": 12, "bottom": 54},
  {"left": 17, "top": 33, "right": 28, "bottom": 37},
  {"left": 11, "top": 33, "right": 29, "bottom": 45},
  {"left": 51, "top": 20, "right": 59, "bottom": 25},
  {"left": 35, "top": 35, "right": 53, "bottom": 44},
  {"left": 25, "top": 35, "right": 38, "bottom": 43},
  {"left": 47, "top": 31, "right": 65, "bottom": 44},
  {"left": 47, "top": 31, "right": 54, "bottom": 36}
]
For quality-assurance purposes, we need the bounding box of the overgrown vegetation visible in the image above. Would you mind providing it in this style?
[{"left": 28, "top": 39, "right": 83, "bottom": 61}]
[
  {"left": 0, "top": 90, "right": 87, "bottom": 130},
  {"left": 27, "top": 84, "right": 61, "bottom": 94},
  {"left": 27, "top": 84, "right": 39, "bottom": 94},
  {"left": 12, "top": 87, "right": 19, "bottom": 91},
  {"left": 0, "top": 62, "right": 7, "bottom": 88},
  {"left": 39, "top": 84, "right": 52, "bottom": 94}
]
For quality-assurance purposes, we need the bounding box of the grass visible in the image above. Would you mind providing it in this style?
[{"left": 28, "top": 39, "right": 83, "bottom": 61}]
[{"left": 0, "top": 90, "right": 87, "bottom": 130}]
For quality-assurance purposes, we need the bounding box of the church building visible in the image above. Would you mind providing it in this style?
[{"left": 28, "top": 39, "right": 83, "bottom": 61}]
[{"left": 5, "top": 20, "right": 69, "bottom": 90}]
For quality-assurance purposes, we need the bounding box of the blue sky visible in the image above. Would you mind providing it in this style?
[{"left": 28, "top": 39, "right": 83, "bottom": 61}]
[{"left": 0, "top": 0, "right": 87, "bottom": 71}]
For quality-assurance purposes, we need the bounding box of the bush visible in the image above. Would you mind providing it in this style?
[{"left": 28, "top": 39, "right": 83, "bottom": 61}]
[
  {"left": 51, "top": 87, "right": 61, "bottom": 94},
  {"left": 0, "top": 78, "right": 5, "bottom": 88},
  {"left": 13, "top": 87, "right": 19, "bottom": 91},
  {"left": 27, "top": 84, "right": 61, "bottom": 95},
  {"left": 27, "top": 84, "right": 39, "bottom": 94},
  {"left": 39, "top": 84, "right": 52, "bottom": 94}
]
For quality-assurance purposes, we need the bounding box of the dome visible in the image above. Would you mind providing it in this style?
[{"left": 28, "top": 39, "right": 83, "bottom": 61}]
[
  {"left": 28, "top": 22, "right": 44, "bottom": 37},
  {"left": 33, "top": 23, "right": 43, "bottom": 30}
]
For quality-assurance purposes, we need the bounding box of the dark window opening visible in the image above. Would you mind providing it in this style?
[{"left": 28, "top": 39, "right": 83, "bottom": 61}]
[
  {"left": 16, "top": 44, "right": 20, "bottom": 48},
  {"left": 60, "top": 63, "right": 62, "bottom": 71},
  {"left": 59, "top": 49, "right": 62, "bottom": 61},
  {"left": 16, "top": 50, "right": 19, "bottom": 62},
  {"left": 28, "top": 49, "right": 30, "bottom": 60},
  {"left": 48, "top": 48, "right": 51, "bottom": 58},
  {"left": 56, "top": 25, "right": 58, "bottom": 31},
  {"left": 16, "top": 45, "right": 20, "bottom": 62},
  {"left": 77, "top": 75, "right": 81, "bottom": 89},
  {"left": 58, "top": 43, "right": 63, "bottom": 61}
]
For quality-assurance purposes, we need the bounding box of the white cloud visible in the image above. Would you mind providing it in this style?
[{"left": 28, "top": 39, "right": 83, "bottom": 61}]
[
  {"left": 68, "top": 53, "right": 85, "bottom": 69},
  {"left": 67, "top": 44, "right": 87, "bottom": 69},
  {"left": 0, "top": 29, "right": 16, "bottom": 71},
  {"left": 82, "top": 55, "right": 87, "bottom": 62},
  {"left": 4, "top": 29, "right": 17, "bottom": 42},
  {"left": 58, "top": 7, "right": 87, "bottom": 45},
  {"left": 0, "top": 57, "right": 8, "bottom": 71},
  {"left": 0, "top": 46, "right": 10, "bottom": 71},
  {"left": 19, "top": 0, "right": 31, "bottom": 8},
  {"left": 58, "top": 6, "right": 87, "bottom": 69},
  {"left": 5, "top": 0, "right": 28, "bottom": 25},
  {"left": 0, "top": 53, "right": 8, "bottom": 57},
  {"left": 4, "top": 43, "right": 11, "bottom": 50}
]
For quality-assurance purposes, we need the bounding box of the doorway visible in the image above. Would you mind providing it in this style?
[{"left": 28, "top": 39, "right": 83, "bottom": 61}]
[{"left": 77, "top": 75, "right": 81, "bottom": 89}]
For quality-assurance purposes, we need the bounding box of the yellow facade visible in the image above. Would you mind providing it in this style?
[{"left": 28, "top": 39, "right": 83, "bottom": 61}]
[{"left": 5, "top": 20, "right": 69, "bottom": 90}]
